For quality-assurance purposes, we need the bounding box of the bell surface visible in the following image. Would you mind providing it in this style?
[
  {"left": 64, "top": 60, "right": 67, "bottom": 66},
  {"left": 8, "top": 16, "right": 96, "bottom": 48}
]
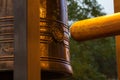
[
  {"left": 0, "top": 0, "right": 14, "bottom": 79},
  {"left": 0, "top": 0, "right": 73, "bottom": 79},
  {"left": 40, "top": 0, "right": 73, "bottom": 79}
]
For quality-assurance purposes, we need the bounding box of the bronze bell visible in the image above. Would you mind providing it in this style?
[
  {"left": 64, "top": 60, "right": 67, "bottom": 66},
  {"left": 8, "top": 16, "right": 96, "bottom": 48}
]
[
  {"left": 40, "top": 0, "right": 73, "bottom": 79},
  {"left": 0, "top": 0, "right": 73, "bottom": 79},
  {"left": 0, "top": 0, "right": 14, "bottom": 79}
]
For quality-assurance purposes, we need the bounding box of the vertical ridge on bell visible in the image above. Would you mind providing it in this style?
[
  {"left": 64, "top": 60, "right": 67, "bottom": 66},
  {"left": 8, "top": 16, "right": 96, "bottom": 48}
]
[{"left": 40, "top": 0, "right": 73, "bottom": 79}]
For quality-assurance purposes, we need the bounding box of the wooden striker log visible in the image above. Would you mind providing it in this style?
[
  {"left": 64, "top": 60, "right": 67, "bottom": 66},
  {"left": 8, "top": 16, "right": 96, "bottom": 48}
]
[{"left": 70, "top": 12, "right": 120, "bottom": 41}]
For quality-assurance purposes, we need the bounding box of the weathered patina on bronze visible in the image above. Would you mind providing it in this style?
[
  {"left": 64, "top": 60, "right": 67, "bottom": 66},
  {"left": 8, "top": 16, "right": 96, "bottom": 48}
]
[
  {"left": 40, "top": 0, "right": 73, "bottom": 79},
  {"left": 0, "top": 16, "right": 14, "bottom": 70},
  {"left": 0, "top": 0, "right": 14, "bottom": 79}
]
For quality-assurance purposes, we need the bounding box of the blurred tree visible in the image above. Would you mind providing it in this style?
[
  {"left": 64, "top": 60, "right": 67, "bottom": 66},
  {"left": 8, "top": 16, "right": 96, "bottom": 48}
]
[{"left": 67, "top": 0, "right": 117, "bottom": 80}]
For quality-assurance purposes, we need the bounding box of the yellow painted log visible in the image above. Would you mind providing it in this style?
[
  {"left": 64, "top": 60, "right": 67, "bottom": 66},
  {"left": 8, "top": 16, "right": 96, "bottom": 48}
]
[{"left": 70, "top": 12, "right": 120, "bottom": 41}]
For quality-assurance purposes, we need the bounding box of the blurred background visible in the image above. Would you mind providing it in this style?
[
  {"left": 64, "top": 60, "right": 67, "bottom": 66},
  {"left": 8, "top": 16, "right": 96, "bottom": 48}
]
[{"left": 67, "top": 0, "right": 117, "bottom": 80}]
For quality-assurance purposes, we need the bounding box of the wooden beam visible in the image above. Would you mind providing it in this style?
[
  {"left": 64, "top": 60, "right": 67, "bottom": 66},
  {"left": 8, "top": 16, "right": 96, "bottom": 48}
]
[
  {"left": 114, "top": 0, "right": 120, "bottom": 80},
  {"left": 70, "top": 13, "right": 120, "bottom": 41},
  {"left": 14, "top": 0, "right": 40, "bottom": 80}
]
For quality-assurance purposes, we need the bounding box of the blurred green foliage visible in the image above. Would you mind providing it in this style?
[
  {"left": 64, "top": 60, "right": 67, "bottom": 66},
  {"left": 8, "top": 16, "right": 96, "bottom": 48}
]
[{"left": 67, "top": 0, "right": 117, "bottom": 80}]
